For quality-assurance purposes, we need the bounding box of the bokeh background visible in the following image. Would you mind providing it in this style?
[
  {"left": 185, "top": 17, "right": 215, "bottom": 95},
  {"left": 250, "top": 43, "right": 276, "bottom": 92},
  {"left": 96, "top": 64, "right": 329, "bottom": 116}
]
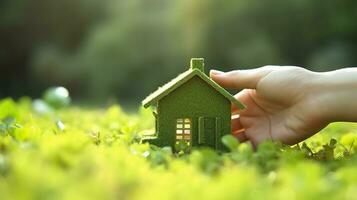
[{"left": 1, "top": 0, "right": 357, "bottom": 106}]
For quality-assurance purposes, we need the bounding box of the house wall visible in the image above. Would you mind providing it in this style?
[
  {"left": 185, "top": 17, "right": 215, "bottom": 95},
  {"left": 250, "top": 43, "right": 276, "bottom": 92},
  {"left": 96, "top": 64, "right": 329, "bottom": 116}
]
[{"left": 156, "top": 76, "right": 231, "bottom": 151}]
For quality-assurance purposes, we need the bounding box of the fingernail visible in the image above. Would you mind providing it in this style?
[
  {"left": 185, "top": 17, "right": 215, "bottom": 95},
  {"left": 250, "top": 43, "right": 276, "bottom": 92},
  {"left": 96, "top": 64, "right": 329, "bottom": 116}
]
[{"left": 210, "top": 69, "right": 224, "bottom": 76}]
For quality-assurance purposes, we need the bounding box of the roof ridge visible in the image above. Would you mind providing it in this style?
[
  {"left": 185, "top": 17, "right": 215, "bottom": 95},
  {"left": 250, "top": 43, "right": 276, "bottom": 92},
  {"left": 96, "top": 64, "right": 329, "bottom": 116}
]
[{"left": 142, "top": 69, "right": 245, "bottom": 109}]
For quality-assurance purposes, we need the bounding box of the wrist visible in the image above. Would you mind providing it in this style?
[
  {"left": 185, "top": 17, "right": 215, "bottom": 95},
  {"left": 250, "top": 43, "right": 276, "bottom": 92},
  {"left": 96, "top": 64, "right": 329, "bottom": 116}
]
[{"left": 309, "top": 69, "right": 357, "bottom": 123}]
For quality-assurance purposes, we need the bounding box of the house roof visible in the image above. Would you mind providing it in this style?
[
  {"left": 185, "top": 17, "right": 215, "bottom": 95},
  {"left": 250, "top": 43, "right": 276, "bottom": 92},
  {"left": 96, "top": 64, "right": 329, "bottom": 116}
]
[{"left": 142, "top": 68, "right": 246, "bottom": 109}]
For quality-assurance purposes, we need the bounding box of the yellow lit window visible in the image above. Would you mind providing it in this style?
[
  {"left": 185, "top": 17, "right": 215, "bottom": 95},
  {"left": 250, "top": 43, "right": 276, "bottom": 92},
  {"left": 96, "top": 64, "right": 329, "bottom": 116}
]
[{"left": 176, "top": 118, "right": 191, "bottom": 141}]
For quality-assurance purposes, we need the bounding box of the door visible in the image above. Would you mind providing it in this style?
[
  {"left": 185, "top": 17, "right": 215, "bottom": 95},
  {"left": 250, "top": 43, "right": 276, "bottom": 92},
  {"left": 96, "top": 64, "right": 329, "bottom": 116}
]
[{"left": 198, "top": 117, "right": 220, "bottom": 148}]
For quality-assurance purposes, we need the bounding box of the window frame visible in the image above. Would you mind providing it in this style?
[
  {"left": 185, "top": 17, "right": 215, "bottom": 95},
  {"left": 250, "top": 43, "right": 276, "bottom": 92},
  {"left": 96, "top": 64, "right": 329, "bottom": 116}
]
[{"left": 176, "top": 118, "right": 192, "bottom": 142}]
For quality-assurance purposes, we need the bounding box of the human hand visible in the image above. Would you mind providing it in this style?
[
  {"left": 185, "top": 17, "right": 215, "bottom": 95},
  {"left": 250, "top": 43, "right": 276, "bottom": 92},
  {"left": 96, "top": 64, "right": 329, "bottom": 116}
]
[{"left": 210, "top": 66, "right": 329, "bottom": 147}]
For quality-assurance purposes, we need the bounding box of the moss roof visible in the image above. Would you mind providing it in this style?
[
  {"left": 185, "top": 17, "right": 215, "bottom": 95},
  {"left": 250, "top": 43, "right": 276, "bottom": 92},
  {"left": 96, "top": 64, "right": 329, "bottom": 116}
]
[{"left": 142, "top": 69, "right": 246, "bottom": 109}]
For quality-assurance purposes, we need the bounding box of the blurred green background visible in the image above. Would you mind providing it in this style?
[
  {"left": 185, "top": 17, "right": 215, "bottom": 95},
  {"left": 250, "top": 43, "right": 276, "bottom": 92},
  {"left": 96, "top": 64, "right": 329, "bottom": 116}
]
[{"left": 1, "top": 0, "right": 357, "bottom": 106}]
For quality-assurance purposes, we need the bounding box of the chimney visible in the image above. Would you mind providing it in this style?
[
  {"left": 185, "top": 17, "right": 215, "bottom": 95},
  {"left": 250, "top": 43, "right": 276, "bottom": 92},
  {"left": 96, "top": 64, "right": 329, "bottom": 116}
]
[{"left": 190, "top": 58, "right": 204, "bottom": 72}]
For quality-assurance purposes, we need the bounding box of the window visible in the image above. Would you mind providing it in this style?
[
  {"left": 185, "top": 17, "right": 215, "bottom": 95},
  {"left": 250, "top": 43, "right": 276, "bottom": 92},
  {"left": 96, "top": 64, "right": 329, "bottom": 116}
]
[{"left": 176, "top": 118, "right": 191, "bottom": 142}]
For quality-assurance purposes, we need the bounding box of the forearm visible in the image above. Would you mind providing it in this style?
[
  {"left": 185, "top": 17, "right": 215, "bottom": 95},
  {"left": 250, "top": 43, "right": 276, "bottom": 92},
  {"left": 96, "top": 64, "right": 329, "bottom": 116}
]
[{"left": 313, "top": 68, "right": 357, "bottom": 123}]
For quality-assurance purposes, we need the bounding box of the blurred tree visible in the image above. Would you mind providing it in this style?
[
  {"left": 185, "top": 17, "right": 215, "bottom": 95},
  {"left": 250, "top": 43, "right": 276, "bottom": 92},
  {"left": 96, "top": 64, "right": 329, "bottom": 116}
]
[
  {"left": 0, "top": 0, "right": 106, "bottom": 98},
  {"left": 1, "top": 0, "right": 357, "bottom": 104}
]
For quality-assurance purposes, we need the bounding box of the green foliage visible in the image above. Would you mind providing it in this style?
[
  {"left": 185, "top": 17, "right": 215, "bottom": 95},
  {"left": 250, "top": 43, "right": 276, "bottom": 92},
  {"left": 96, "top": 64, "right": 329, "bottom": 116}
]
[
  {"left": 0, "top": 117, "right": 22, "bottom": 137},
  {"left": 1, "top": 98, "right": 357, "bottom": 200},
  {"left": 221, "top": 134, "right": 239, "bottom": 151},
  {"left": 175, "top": 140, "right": 191, "bottom": 154}
]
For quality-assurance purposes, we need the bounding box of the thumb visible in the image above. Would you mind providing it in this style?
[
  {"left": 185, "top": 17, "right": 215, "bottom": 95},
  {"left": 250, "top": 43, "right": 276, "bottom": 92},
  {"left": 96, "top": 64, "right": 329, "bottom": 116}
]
[{"left": 210, "top": 66, "right": 275, "bottom": 89}]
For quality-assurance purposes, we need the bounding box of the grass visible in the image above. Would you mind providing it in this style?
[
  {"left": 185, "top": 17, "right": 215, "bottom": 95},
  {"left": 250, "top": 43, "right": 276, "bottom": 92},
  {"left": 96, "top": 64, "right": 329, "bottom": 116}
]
[{"left": 1, "top": 97, "right": 357, "bottom": 200}]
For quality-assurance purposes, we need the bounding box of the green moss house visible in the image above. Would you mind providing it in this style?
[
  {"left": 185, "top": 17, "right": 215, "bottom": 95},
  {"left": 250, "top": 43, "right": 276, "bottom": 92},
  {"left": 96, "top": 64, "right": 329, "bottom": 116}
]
[{"left": 142, "top": 58, "right": 245, "bottom": 151}]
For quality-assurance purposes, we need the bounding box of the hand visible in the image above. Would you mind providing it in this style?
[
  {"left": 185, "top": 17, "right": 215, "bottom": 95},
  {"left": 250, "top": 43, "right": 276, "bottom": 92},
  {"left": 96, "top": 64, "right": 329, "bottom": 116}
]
[{"left": 210, "top": 66, "right": 328, "bottom": 147}]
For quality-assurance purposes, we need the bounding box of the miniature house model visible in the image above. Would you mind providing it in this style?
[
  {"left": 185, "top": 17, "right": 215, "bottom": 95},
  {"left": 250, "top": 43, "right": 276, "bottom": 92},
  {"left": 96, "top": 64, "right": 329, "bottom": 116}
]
[{"left": 142, "top": 58, "right": 245, "bottom": 151}]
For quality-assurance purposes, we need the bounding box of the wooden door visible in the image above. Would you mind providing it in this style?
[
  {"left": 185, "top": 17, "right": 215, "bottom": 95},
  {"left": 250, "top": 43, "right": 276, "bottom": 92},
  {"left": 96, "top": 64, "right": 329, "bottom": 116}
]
[{"left": 198, "top": 117, "right": 220, "bottom": 148}]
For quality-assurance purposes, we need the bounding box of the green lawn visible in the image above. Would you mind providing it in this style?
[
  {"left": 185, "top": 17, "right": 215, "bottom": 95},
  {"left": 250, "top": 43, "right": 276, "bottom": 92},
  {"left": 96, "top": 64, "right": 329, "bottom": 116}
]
[{"left": 1, "top": 98, "right": 357, "bottom": 200}]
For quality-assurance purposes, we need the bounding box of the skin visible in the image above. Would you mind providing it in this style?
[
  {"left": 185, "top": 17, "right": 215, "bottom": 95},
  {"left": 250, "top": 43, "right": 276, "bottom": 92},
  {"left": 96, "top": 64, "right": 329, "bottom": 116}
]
[{"left": 210, "top": 66, "right": 357, "bottom": 147}]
